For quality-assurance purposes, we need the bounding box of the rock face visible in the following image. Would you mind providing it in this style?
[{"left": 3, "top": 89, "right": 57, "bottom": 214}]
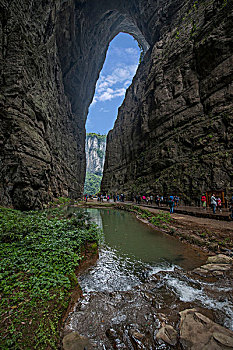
[
  {"left": 179, "top": 309, "right": 233, "bottom": 349},
  {"left": 63, "top": 332, "right": 94, "bottom": 350},
  {"left": 102, "top": 0, "right": 233, "bottom": 203},
  {"left": 193, "top": 253, "right": 233, "bottom": 277},
  {"left": 84, "top": 133, "right": 106, "bottom": 194},
  {"left": 86, "top": 134, "right": 106, "bottom": 176},
  {"left": 0, "top": 0, "right": 150, "bottom": 209},
  {"left": 156, "top": 325, "right": 178, "bottom": 346},
  {"left": 0, "top": 0, "right": 232, "bottom": 209}
]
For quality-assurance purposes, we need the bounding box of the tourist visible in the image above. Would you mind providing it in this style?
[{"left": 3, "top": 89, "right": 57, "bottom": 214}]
[
  {"left": 216, "top": 197, "right": 222, "bottom": 212},
  {"left": 174, "top": 195, "right": 180, "bottom": 207},
  {"left": 113, "top": 194, "right": 116, "bottom": 202},
  {"left": 160, "top": 195, "right": 164, "bottom": 206},
  {"left": 210, "top": 194, "right": 217, "bottom": 214},
  {"left": 156, "top": 195, "right": 160, "bottom": 206},
  {"left": 168, "top": 196, "right": 174, "bottom": 214},
  {"left": 117, "top": 194, "right": 119, "bottom": 201},
  {"left": 107, "top": 195, "right": 110, "bottom": 202},
  {"left": 100, "top": 194, "right": 104, "bottom": 202},
  {"left": 150, "top": 195, "right": 153, "bottom": 204},
  {"left": 201, "top": 193, "right": 207, "bottom": 209},
  {"left": 142, "top": 195, "right": 146, "bottom": 203}
]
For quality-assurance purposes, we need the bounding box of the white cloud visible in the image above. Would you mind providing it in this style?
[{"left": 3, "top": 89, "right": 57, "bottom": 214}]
[
  {"left": 90, "top": 96, "right": 98, "bottom": 106},
  {"left": 93, "top": 64, "right": 137, "bottom": 102},
  {"left": 98, "top": 91, "right": 114, "bottom": 102},
  {"left": 125, "top": 47, "right": 138, "bottom": 55},
  {"left": 98, "top": 81, "right": 109, "bottom": 92},
  {"left": 98, "top": 88, "right": 126, "bottom": 102},
  {"left": 124, "top": 80, "right": 131, "bottom": 87}
]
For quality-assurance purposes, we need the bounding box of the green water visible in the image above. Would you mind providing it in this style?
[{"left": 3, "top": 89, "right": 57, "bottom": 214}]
[
  {"left": 66, "top": 207, "right": 207, "bottom": 292},
  {"left": 89, "top": 208, "right": 206, "bottom": 269}
]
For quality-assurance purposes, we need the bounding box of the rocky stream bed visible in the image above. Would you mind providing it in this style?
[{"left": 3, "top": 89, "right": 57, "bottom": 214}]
[{"left": 62, "top": 252, "right": 233, "bottom": 350}]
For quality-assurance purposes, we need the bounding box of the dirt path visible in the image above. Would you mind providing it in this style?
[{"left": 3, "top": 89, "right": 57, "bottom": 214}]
[
  {"left": 135, "top": 205, "right": 233, "bottom": 254},
  {"left": 139, "top": 205, "right": 233, "bottom": 232}
]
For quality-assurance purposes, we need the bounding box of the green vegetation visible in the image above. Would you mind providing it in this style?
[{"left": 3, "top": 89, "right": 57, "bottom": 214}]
[
  {"left": 48, "top": 196, "right": 75, "bottom": 207},
  {"left": 84, "top": 172, "right": 102, "bottom": 195},
  {"left": 97, "top": 149, "right": 104, "bottom": 159},
  {"left": 86, "top": 133, "right": 106, "bottom": 142},
  {"left": 132, "top": 206, "right": 172, "bottom": 228},
  {"left": 0, "top": 207, "right": 100, "bottom": 349}
]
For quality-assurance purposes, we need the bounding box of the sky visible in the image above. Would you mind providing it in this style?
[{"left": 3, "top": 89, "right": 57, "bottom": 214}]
[{"left": 86, "top": 33, "right": 141, "bottom": 135}]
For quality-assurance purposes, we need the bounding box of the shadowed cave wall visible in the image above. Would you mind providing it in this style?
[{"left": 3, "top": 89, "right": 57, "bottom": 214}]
[
  {"left": 0, "top": 0, "right": 232, "bottom": 209},
  {"left": 0, "top": 0, "right": 150, "bottom": 209},
  {"left": 101, "top": 0, "right": 233, "bottom": 203}
]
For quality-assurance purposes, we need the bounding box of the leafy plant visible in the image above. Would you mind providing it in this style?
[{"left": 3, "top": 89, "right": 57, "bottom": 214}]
[
  {"left": 149, "top": 211, "right": 171, "bottom": 228},
  {"left": 0, "top": 207, "right": 100, "bottom": 349}
]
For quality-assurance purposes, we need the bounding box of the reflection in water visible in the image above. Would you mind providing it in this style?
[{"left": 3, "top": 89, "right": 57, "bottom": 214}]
[{"left": 76, "top": 208, "right": 206, "bottom": 293}]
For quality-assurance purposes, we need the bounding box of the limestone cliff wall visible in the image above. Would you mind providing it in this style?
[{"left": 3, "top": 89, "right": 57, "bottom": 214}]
[
  {"left": 102, "top": 0, "right": 233, "bottom": 203},
  {"left": 0, "top": 0, "right": 86, "bottom": 209},
  {"left": 0, "top": 0, "right": 153, "bottom": 209},
  {"left": 86, "top": 135, "right": 106, "bottom": 176},
  {"left": 0, "top": 0, "right": 232, "bottom": 209}
]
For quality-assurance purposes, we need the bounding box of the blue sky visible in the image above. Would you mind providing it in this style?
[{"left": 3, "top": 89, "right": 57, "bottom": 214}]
[{"left": 86, "top": 33, "right": 141, "bottom": 135}]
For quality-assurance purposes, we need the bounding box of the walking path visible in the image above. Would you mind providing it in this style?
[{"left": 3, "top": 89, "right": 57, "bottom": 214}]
[
  {"left": 134, "top": 203, "right": 231, "bottom": 221},
  {"left": 137, "top": 204, "right": 233, "bottom": 232},
  {"left": 90, "top": 199, "right": 233, "bottom": 230}
]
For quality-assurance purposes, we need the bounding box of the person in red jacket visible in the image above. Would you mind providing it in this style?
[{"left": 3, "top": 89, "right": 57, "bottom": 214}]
[
  {"left": 216, "top": 197, "right": 222, "bottom": 212},
  {"left": 201, "top": 194, "right": 207, "bottom": 210}
]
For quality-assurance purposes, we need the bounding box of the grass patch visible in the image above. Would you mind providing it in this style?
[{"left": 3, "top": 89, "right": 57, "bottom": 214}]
[
  {"left": 0, "top": 207, "right": 100, "bottom": 349},
  {"left": 131, "top": 206, "right": 172, "bottom": 228},
  {"left": 148, "top": 211, "right": 172, "bottom": 228},
  {"left": 47, "top": 196, "right": 76, "bottom": 208}
]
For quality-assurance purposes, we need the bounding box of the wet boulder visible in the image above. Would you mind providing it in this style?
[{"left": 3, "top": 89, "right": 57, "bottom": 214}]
[
  {"left": 193, "top": 257, "right": 232, "bottom": 277},
  {"left": 156, "top": 325, "right": 178, "bottom": 346},
  {"left": 179, "top": 309, "right": 233, "bottom": 349},
  {"left": 207, "top": 254, "right": 233, "bottom": 265},
  {"left": 63, "top": 332, "right": 94, "bottom": 350}
]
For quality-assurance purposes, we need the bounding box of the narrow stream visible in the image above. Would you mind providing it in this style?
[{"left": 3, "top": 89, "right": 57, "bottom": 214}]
[
  {"left": 79, "top": 208, "right": 206, "bottom": 292},
  {"left": 64, "top": 208, "right": 233, "bottom": 349}
]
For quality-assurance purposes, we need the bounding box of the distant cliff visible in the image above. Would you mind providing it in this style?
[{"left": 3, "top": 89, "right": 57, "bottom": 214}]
[
  {"left": 86, "top": 134, "right": 106, "bottom": 175},
  {"left": 84, "top": 134, "right": 106, "bottom": 194}
]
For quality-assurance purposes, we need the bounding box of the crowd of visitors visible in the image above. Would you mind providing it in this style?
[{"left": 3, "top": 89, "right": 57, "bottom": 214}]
[
  {"left": 84, "top": 192, "right": 233, "bottom": 219},
  {"left": 96, "top": 193, "right": 125, "bottom": 202},
  {"left": 134, "top": 194, "right": 180, "bottom": 213},
  {"left": 95, "top": 193, "right": 180, "bottom": 214},
  {"left": 201, "top": 193, "right": 222, "bottom": 213}
]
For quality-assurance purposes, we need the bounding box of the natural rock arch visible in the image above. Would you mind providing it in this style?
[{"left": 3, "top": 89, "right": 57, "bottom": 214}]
[{"left": 0, "top": 0, "right": 232, "bottom": 209}]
